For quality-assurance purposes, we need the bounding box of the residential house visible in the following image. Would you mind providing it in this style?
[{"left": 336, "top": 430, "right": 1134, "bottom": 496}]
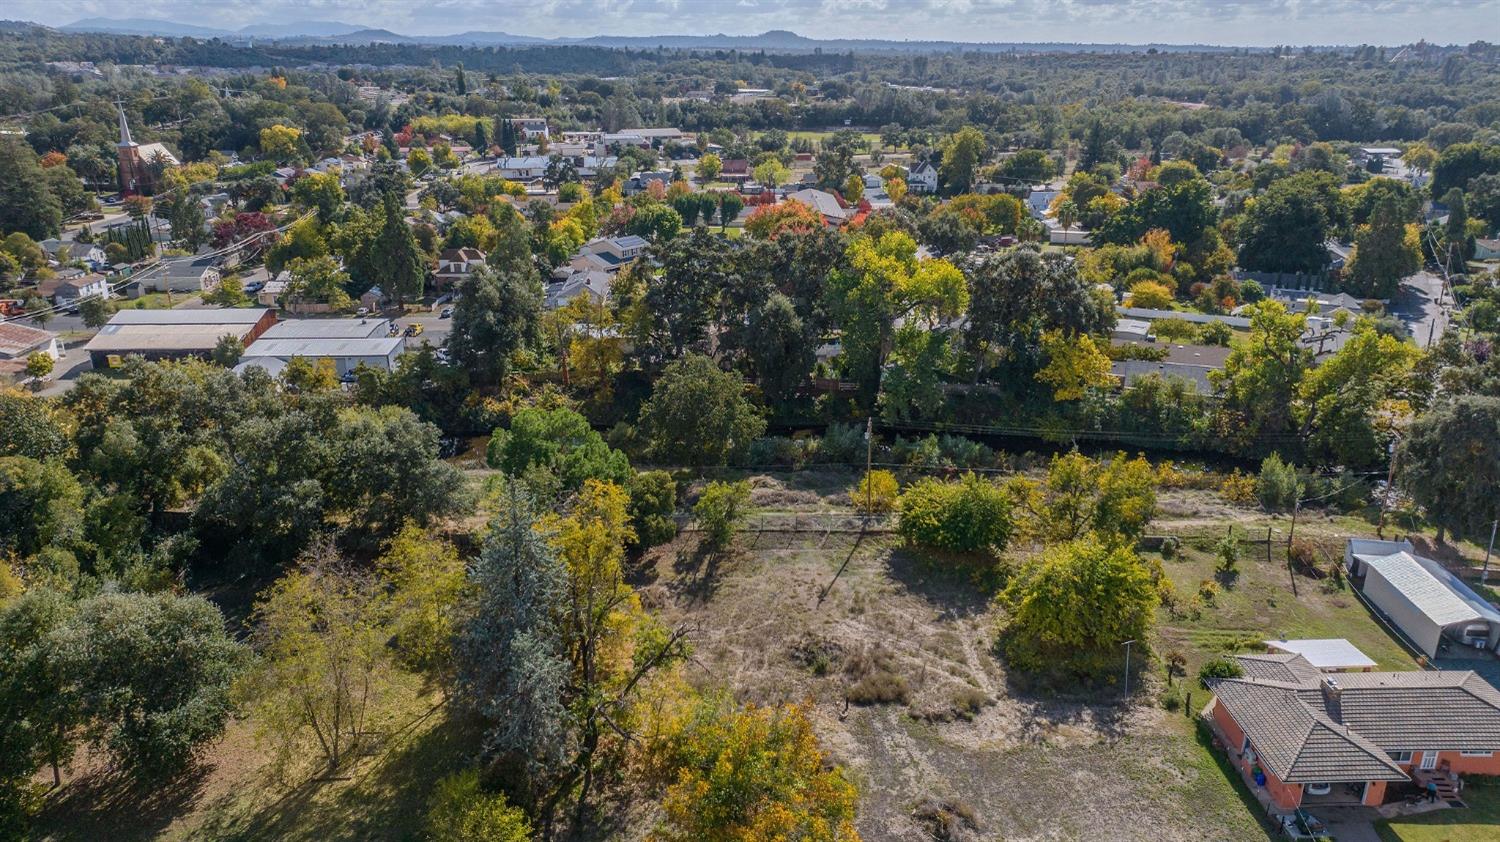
[
  {"left": 145, "top": 256, "right": 222, "bottom": 294},
  {"left": 623, "top": 170, "right": 674, "bottom": 196},
  {"left": 1044, "top": 218, "right": 1091, "bottom": 245},
  {"left": 1109, "top": 342, "right": 1230, "bottom": 393},
  {"left": 258, "top": 275, "right": 290, "bottom": 307},
  {"left": 83, "top": 308, "right": 275, "bottom": 367},
  {"left": 1111, "top": 318, "right": 1153, "bottom": 342},
  {"left": 1207, "top": 652, "right": 1500, "bottom": 811},
  {"left": 1476, "top": 239, "right": 1500, "bottom": 262},
  {"left": 907, "top": 161, "right": 939, "bottom": 194},
  {"left": 37, "top": 273, "right": 111, "bottom": 308},
  {"left": 0, "top": 322, "right": 61, "bottom": 380},
  {"left": 1026, "top": 189, "right": 1060, "bottom": 220},
  {"left": 546, "top": 269, "right": 612, "bottom": 310},
  {"left": 787, "top": 189, "right": 849, "bottom": 225},
  {"left": 511, "top": 118, "right": 550, "bottom": 140},
  {"left": 1344, "top": 539, "right": 1500, "bottom": 658},
  {"left": 718, "top": 159, "right": 750, "bottom": 183},
  {"left": 567, "top": 236, "right": 649, "bottom": 273},
  {"left": 494, "top": 156, "right": 550, "bottom": 181},
  {"left": 434, "top": 247, "right": 486, "bottom": 290}
]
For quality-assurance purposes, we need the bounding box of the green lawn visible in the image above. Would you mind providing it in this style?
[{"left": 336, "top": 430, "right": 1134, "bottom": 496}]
[
  {"left": 113, "top": 291, "right": 200, "bottom": 311},
  {"left": 1376, "top": 777, "right": 1500, "bottom": 842},
  {"left": 775, "top": 129, "right": 886, "bottom": 148}
]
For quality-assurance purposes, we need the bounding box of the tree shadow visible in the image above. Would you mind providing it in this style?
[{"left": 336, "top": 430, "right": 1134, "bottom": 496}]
[
  {"left": 33, "top": 758, "right": 216, "bottom": 842},
  {"left": 665, "top": 540, "right": 726, "bottom": 604},
  {"left": 190, "top": 707, "right": 475, "bottom": 842},
  {"left": 883, "top": 546, "right": 996, "bottom": 620}
]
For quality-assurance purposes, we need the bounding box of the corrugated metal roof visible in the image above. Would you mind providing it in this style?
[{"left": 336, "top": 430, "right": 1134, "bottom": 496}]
[
  {"left": 1265, "top": 639, "right": 1379, "bottom": 671},
  {"left": 241, "top": 337, "right": 404, "bottom": 358},
  {"left": 84, "top": 323, "right": 245, "bottom": 352},
  {"left": 105, "top": 308, "right": 270, "bottom": 326},
  {"left": 260, "top": 319, "right": 391, "bottom": 340},
  {"left": 1363, "top": 552, "right": 1496, "bottom": 627}
]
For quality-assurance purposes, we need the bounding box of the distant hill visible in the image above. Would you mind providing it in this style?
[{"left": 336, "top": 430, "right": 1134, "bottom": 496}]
[{"left": 57, "top": 19, "right": 1254, "bottom": 53}]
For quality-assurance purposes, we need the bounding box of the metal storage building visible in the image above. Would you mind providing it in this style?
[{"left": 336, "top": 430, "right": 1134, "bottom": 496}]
[{"left": 1346, "top": 540, "right": 1500, "bottom": 658}]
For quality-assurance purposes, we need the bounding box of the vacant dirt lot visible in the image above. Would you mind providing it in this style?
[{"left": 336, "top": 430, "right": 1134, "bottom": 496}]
[{"left": 638, "top": 474, "right": 1274, "bottom": 841}]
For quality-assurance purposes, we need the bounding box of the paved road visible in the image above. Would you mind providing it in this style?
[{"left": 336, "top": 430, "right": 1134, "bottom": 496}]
[{"left": 1391, "top": 270, "right": 1449, "bottom": 348}]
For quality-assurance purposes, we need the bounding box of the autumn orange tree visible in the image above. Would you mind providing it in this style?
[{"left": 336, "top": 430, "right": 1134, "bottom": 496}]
[
  {"left": 648, "top": 695, "right": 861, "bottom": 842},
  {"left": 744, "top": 199, "right": 824, "bottom": 238}
]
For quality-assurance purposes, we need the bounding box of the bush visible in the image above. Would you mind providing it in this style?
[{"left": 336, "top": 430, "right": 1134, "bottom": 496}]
[
  {"left": 1127, "top": 279, "right": 1176, "bottom": 309},
  {"left": 1197, "top": 578, "right": 1220, "bottom": 605},
  {"left": 628, "top": 470, "right": 677, "bottom": 549},
  {"left": 1151, "top": 318, "right": 1199, "bottom": 342},
  {"left": 1199, "top": 321, "right": 1233, "bottom": 346},
  {"left": 1219, "top": 470, "right": 1257, "bottom": 506},
  {"left": 1198, "top": 656, "right": 1244, "bottom": 688},
  {"left": 1288, "top": 538, "right": 1320, "bottom": 574},
  {"left": 486, "top": 406, "right": 631, "bottom": 494},
  {"left": 1160, "top": 535, "right": 1181, "bottom": 560},
  {"left": 818, "top": 422, "right": 866, "bottom": 464},
  {"left": 747, "top": 436, "right": 810, "bottom": 468},
  {"left": 844, "top": 644, "right": 909, "bottom": 705},
  {"left": 851, "top": 469, "right": 899, "bottom": 514},
  {"left": 912, "top": 796, "right": 981, "bottom": 842},
  {"left": 897, "top": 473, "right": 1013, "bottom": 555},
  {"left": 1255, "top": 454, "right": 1302, "bottom": 512},
  {"left": 426, "top": 769, "right": 530, "bottom": 842},
  {"left": 1215, "top": 533, "right": 1240, "bottom": 575},
  {"left": 694, "top": 480, "right": 751, "bottom": 549},
  {"left": 999, "top": 538, "right": 1159, "bottom": 676}
]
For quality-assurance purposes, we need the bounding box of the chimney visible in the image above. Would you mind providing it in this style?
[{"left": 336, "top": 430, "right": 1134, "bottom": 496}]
[{"left": 1321, "top": 676, "right": 1343, "bottom": 721}]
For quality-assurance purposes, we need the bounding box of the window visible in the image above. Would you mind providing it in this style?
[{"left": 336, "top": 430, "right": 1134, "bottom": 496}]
[
  {"left": 1460, "top": 751, "right": 1493, "bottom": 758},
  {"left": 1388, "top": 751, "right": 1413, "bottom": 763}
]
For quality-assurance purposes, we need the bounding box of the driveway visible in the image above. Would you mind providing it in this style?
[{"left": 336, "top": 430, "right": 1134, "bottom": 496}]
[{"left": 1391, "top": 271, "right": 1448, "bottom": 347}]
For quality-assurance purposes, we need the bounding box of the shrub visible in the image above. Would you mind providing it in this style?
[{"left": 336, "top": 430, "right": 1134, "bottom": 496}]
[
  {"left": 1160, "top": 535, "right": 1181, "bottom": 560},
  {"left": 851, "top": 469, "right": 899, "bottom": 514},
  {"left": 818, "top": 422, "right": 866, "bottom": 464},
  {"left": 747, "top": 436, "right": 809, "bottom": 468},
  {"left": 1198, "top": 656, "right": 1244, "bottom": 688},
  {"left": 425, "top": 770, "right": 530, "bottom": 842},
  {"left": 1197, "top": 578, "right": 1220, "bottom": 605},
  {"left": 1199, "top": 320, "right": 1233, "bottom": 346},
  {"left": 1165, "top": 650, "right": 1188, "bottom": 679},
  {"left": 1127, "top": 279, "right": 1176, "bottom": 309},
  {"left": 998, "top": 537, "right": 1159, "bottom": 676},
  {"left": 912, "top": 796, "right": 981, "bottom": 842},
  {"left": 1219, "top": 470, "right": 1257, "bottom": 506},
  {"left": 1215, "top": 533, "right": 1240, "bottom": 575},
  {"left": 938, "top": 434, "right": 994, "bottom": 469},
  {"left": 628, "top": 470, "right": 677, "bottom": 549},
  {"left": 844, "top": 644, "right": 909, "bottom": 705},
  {"left": 1288, "top": 538, "right": 1320, "bottom": 574},
  {"left": 1255, "top": 454, "right": 1302, "bottom": 512},
  {"left": 1151, "top": 317, "right": 1199, "bottom": 342},
  {"left": 694, "top": 480, "right": 751, "bottom": 549},
  {"left": 897, "top": 472, "right": 1013, "bottom": 555}
]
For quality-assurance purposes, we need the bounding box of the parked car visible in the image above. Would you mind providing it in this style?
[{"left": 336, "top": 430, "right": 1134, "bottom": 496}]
[
  {"left": 356, "top": 307, "right": 369, "bottom": 317},
  {"left": 404, "top": 323, "right": 424, "bottom": 337},
  {"left": 439, "top": 307, "right": 453, "bottom": 318}
]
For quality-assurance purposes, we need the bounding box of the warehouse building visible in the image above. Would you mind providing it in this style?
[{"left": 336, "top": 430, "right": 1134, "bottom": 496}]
[{"left": 83, "top": 308, "right": 276, "bottom": 368}]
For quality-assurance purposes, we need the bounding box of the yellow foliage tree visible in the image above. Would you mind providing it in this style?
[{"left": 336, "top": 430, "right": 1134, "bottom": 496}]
[
  {"left": 259, "top": 124, "right": 303, "bottom": 161},
  {"left": 1035, "top": 331, "right": 1113, "bottom": 400}
]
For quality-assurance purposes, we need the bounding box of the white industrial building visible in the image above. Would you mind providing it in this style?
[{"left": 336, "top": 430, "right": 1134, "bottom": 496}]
[
  {"left": 236, "top": 317, "right": 405, "bottom": 378},
  {"left": 1345, "top": 539, "right": 1500, "bottom": 658}
]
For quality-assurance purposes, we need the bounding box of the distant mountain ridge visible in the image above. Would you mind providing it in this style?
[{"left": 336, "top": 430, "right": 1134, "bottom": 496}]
[{"left": 56, "top": 18, "right": 1254, "bottom": 53}]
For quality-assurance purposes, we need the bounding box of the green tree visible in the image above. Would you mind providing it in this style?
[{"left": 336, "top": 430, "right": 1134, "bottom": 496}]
[
  {"left": 1441, "top": 188, "right": 1474, "bottom": 269},
  {"left": 455, "top": 486, "right": 570, "bottom": 800},
  {"left": 377, "top": 526, "right": 468, "bottom": 683},
  {"left": 696, "top": 153, "right": 723, "bottom": 182},
  {"left": 485, "top": 406, "right": 631, "bottom": 494},
  {"left": 426, "top": 769, "right": 531, "bottom": 842},
  {"left": 79, "top": 296, "right": 111, "bottom": 329},
  {"left": 745, "top": 292, "right": 815, "bottom": 406},
  {"left": 285, "top": 255, "right": 352, "bottom": 310},
  {"left": 24, "top": 353, "right": 53, "bottom": 384},
  {"left": 373, "top": 192, "right": 428, "bottom": 305},
  {"left": 1298, "top": 319, "right": 1420, "bottom": 467},
  {"left": 1346, "top": 194, "right": 1420, "bottom": 299},
  {"left": 939, "top": 127, "right": 986, "bottom": 194},
  {"left": 897, "top": 472, "right": 1013, "bottom": 555},
  {"left": 717, "top": 192, "right": 744, "bottom": 232},
  {"left": 241, "top": 547, "right": 394, "bottom": 773},
  {"left": 55, "top": 590, "right": 243, "bottom": 779},
  {"left": 448, "top": 263, "right": 542, "bottom": 386},
  {"left": 166, "top": 192, "right": 206, "bottom": 250},
  {"left": 0, "top": 389, "right": 69, "bottom": 460},
  {"left": 627, "top": 470, "right": 678, "bottom": 549},
  {"left": 0, "top": 137, "right": 63, "bottom": 240},
  {"left": 0, "top": 455, "right": 84, "bottom": 558},
  {"left": 1255, "top": 454, "right": 1302, "bottom": 512},
  {"left": 1210, "top": 301, "right": 1311, "bottom": 455},
  {"left": 291, "top": 171, "right": 346, "bottom": 224},
  {"left": 1237, "top": 172, "right": 1345, "bottom": 275},
  {"left": 640, "top": 355, "right": 766, "bottom": 467},
  {"left": 1035, "top": 330, "right": 1113, "bottom": 401},
  {"left": 963, "top": 246, "right": 1114, "bottom": 380},
  {"left": 999, "top": 149, "right": 1057, "bottom": 185},
  {"left": 1399, "top": 396, "right": 1500, "bottom": 542},
  {"left": 999, "top": 537, "right": 1158, "bottom": 676},
  {"left": 694, "top": 479, "right": 752, "bottom": 550},
  {"left": 752, "top": 158, "right": 790, "bottom": 189},
  {"left": 1026, "top": 451, "right": 1157, "bottom": 543}
]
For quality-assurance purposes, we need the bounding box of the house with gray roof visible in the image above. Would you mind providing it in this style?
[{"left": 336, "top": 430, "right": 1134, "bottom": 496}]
[{"left": 1207, "top": 652, "right": 1500, "bottom": 812}]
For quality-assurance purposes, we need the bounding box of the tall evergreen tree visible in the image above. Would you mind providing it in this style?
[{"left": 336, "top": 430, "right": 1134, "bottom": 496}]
[
  {"left": 448, "top": 263, "right": 542, "bottom": 386},
  {"left": 373, "top": 192, "right": 427, "bottom": 304}
]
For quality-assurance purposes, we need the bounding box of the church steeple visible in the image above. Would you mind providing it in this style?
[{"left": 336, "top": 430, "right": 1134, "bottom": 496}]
[{"left": 117, "top": 103, "right": 136, "bottom": 148}]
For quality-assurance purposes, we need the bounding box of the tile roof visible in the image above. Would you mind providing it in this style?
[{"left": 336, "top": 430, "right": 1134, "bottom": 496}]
[
  {"left": 1209, "top": 677, "right": 1407, "bottom": 783},
  {"left": 1213, "top": 653, "right": 1500, "bottom": 781}
]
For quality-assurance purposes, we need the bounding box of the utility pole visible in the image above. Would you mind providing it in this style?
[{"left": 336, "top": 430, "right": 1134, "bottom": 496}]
[
  {"left": 1484, "top": 519, "right": 1498, "bottom": 584},
  {"left": 1378, "top": 439, "right": 1398, "bottom": 539},
  {"left": 1123, "top": 640, "right": 1135, "bottom": 699},
  {"left": 863, "top": 416, "right": 874, "bottom": 527}
]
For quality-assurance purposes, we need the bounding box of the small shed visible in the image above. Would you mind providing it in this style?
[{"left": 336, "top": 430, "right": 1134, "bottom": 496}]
[{"left": 1264, "top": 639, "right": 1378, "bottom": 672}]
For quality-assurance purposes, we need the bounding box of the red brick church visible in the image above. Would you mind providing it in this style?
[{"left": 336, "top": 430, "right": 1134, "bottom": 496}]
[{"left": 116, "top": 105, "right": 179, "bottom": 196}]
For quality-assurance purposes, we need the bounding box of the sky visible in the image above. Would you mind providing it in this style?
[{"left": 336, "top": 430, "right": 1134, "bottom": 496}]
[{"left": 15, "top": 0, "right": 1500, "bottom": 46}]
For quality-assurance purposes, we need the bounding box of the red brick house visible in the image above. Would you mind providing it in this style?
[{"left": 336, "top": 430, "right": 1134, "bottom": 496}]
[{"left": 1207, "top": 653, "right": 1500, "bottom": 810}]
